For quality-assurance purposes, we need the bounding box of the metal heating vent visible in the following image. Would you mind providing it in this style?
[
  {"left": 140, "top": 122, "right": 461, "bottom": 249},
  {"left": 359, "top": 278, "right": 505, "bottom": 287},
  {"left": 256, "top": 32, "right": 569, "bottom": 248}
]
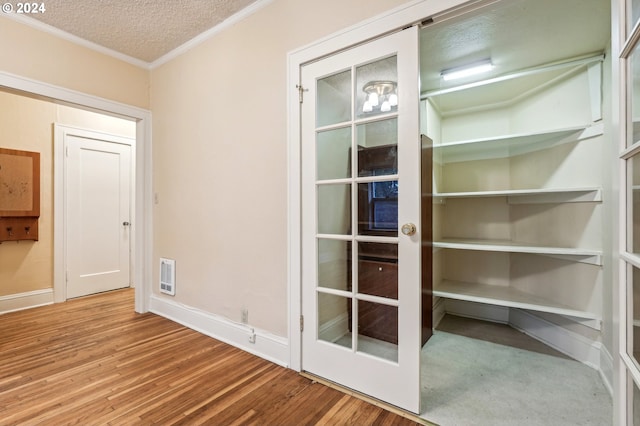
[{"left": 159, "top": 258, "right": 176, "bottom": 296}]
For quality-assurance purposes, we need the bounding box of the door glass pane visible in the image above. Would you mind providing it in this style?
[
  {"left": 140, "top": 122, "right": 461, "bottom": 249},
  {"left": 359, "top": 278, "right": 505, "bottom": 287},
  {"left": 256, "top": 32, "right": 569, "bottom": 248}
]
[
  {"left": 357, "top": 300, "right": 398, "bottom": 362},
  {"left": 317, "top": 127, "right": 352, "bottom": 180},
  {"left": 631, "top": 43, "right": 640, "bottom": 148},
  {"left": 318, "top": 239, "right": 351, "bottom": 291},
  {"left": 633, "top": 374, "right": 640, "bottom": 425},
  {"left": 631, "top": 155, "right": 640, "bottom": 253},
  {"left": 357, "top": 120, "right": 398, "bottom": 178},
  {"left": 358, "top": 181, "right": 398, "bottom": 235},
  {"left": 632, "top": 1, "right": 640, "bottom": 33},
  {"left": 356, "top": 56, "right": 398, "bottom": 119},
  {"left": 318, "top": 184, "right": 351, "bottom": 235},
  {"left": 317, "top": 69, "right": 351, "bottom": 127},
  {"left": 631, "top": 266, "right": 640, "bottom": 363},
  {"left": 318, "top": 292, "right": 352, "bottom": 349},
  {"left": 358, "top": 242, "right": 398, "bottom": 299}
]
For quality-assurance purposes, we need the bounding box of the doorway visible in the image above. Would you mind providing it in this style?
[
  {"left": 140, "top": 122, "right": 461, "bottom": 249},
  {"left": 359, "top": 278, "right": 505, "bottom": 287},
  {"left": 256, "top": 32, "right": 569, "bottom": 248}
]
[
  {"left": 289, "top": 0, "right": 615, "bottom": 421},
  {"left": 0, "top": 72, "right": 152, "bottom": 314},
  {"left": 419, "top": 0, "right": 612, "bottom": 423}
]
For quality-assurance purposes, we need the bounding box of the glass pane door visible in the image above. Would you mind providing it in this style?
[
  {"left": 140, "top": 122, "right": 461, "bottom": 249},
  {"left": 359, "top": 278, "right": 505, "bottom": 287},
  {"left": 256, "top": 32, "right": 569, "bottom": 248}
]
[{"left": 301, "top": 27, "right": 421, "bottom": 413}]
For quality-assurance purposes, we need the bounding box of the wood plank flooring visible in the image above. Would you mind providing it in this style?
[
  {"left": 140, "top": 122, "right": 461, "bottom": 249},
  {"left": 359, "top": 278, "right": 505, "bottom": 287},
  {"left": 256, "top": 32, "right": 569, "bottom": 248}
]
[{"left": 0, "top": 289, "right": 420, "bottom": 425}]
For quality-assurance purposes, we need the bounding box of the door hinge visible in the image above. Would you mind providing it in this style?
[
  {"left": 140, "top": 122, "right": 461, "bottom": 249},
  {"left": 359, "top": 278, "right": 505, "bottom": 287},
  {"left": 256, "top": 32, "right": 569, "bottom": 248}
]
[
  {"left": 300, "top": 315, "right": 304, "bottom": 332},
  {"left": 296, "top": 84, "right": 307, "bottom": 104}
]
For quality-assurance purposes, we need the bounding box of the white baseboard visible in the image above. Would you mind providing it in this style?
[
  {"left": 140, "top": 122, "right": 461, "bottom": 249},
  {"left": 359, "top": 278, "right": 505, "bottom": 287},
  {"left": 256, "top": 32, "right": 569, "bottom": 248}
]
[
  {"left": 598, "top": 343, "right": 614, "bottom": 397},
  {"left": 0, "top": 288, "right": 54, "bottom": 314},
  {"left": 444, "top": 299, "right": 510, "bottom": 324},
  {"left": 149, "top": 295, "right": 289, "bottom": 367},
  {"left": 433, "top": 297, "right": 446, "bottom": 328},
  {"left": 319, "top": 312, "right": 349, "bottom": 343},
  {"left": 509, "top": 309, "right": 601, "bottom": 370}
]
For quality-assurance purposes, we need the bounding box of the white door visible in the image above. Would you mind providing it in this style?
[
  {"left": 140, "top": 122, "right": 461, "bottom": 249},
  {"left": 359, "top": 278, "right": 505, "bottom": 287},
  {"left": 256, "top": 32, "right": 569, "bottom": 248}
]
[
  {"left": 301, "top": 27, "right": 421, "bottom": 413},
  {"left": 63, "top": 128, "right": 133, "bottom": 299}
]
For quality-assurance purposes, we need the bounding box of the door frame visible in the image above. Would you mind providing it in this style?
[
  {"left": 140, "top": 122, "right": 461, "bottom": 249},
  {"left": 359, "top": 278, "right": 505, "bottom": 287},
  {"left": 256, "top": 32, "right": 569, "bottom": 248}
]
[
  {"left": 54, "top": 124, "right": 135, "bottom": 301},
  {"left": 286, "top": 0, "right": 471, "bottom": 372},
  {"left": 0, "top": 71, "right": 153, "bottom": 314}
]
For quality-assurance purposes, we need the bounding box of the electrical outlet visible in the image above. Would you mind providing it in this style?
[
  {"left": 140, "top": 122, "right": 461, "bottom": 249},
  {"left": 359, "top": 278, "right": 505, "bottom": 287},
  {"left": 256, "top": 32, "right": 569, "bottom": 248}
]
[
  {"left": 249, "top": 332, "right": 256, "bottom": 344},
  {"left": 241, "top": 308, "right": 248, "bottom": 324}
]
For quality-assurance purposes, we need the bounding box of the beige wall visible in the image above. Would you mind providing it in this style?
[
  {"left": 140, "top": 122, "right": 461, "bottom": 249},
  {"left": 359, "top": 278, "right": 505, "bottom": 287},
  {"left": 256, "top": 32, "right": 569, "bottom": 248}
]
[
  {"left": 0, "top": 16, "right": 149, "bottom": 109},
  {"left": 0, "top": 89, "right": 135, "bottom": 297},
  {"left": 151, "top": 0, "right": 412, "bottom": 336}
]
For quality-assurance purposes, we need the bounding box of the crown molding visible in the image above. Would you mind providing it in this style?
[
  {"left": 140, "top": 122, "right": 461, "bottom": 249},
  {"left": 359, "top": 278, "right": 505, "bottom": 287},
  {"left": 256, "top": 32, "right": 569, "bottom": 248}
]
[
  {"left": 3, "top": 0, "right": 274, "bottom": 71},
  {"left": 1, "top": 13, "right": 151, "bottom": 69},
  {"left": 149, "top": 0, "right": 274, "bottom": 69}
]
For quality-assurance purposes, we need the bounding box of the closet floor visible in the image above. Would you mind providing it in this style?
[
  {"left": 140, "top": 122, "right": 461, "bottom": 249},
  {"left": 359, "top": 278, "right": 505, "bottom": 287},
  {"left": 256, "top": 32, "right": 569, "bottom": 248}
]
[
  {"left": 434, "top": 314, "right": 571, "bottom": 359},
  {"left": 420, "top": 315, "right": 611, "bottom": 425}
]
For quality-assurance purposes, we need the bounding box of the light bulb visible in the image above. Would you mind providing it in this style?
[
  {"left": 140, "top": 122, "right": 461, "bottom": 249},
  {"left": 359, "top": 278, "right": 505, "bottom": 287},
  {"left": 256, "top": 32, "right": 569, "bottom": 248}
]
[
  {"left": 380, "top": 101, "right": 391, "bottom": 112},
  {"left": 363, "top": 101, "right": 373, "bottom": 113},
  {"left": 368, "top": 92, "right": 379, "bottom": 107},
  {"left": 388, "top": 93, "right": 398, "bottom": 107}
]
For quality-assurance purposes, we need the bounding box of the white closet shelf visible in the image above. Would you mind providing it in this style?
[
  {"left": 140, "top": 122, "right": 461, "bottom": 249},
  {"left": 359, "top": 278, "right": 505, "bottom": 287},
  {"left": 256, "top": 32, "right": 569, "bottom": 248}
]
[
  {"left": 433, "top": 186, "right": 602, "bottom": 204},
  {"left": 434, "top": 280, "right": 600, "bottom": 320},
  {"left": 434, "top": 122, "right": 603, "bottom": 163},
  {"left": 433, "top": 238, "right": 602, "bottom": 265}
]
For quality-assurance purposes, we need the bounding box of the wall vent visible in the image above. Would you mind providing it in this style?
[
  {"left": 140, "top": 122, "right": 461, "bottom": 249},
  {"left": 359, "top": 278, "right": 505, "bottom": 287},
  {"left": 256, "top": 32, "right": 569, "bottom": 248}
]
[{"left": 159, "top": 258, "right": 176, "bottom": 296}]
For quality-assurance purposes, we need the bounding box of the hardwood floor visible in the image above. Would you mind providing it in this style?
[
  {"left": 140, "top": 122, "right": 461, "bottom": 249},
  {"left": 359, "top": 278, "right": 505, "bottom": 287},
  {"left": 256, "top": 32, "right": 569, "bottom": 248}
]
[{"left": 0, "top": 289, "right": 421, "bottom": 425}]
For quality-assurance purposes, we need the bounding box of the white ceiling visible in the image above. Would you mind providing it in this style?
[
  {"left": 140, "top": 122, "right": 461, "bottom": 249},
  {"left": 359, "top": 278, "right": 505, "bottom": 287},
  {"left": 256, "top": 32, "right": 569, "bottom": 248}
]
[
  {"left": 420, "top": 0, "right": 611, "bottom": 94},
  {"left": 18, "top": 0, "right": 610, "bottom": 79},
  {"left": 25, "top": 0, "right": 259, "bottom": 64}
]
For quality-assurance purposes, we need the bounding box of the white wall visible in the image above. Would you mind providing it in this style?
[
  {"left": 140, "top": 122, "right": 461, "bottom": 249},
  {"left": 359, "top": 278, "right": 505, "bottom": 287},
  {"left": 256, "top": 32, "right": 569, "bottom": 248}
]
[{"left": 150, "top": 0, "right": 413, "bottom": 337}]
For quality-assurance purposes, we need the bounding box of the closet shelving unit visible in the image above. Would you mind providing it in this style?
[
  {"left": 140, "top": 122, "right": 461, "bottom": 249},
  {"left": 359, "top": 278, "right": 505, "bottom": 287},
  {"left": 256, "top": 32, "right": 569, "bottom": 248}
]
[{"left": 425, "top": 55, "right": 605, "bottom": 324}]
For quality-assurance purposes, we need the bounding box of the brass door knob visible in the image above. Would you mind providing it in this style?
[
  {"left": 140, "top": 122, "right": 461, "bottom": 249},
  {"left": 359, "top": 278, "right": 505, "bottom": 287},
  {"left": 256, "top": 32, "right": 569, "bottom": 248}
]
[{"left": 401, "top": 223, "right": 416, "bottom": 236}]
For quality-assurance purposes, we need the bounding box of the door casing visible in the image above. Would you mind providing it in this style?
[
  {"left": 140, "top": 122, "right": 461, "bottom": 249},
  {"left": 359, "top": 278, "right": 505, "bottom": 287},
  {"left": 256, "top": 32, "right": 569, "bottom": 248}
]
[{"left": 0, "top": 72, "right": 154, "bottom": 315}]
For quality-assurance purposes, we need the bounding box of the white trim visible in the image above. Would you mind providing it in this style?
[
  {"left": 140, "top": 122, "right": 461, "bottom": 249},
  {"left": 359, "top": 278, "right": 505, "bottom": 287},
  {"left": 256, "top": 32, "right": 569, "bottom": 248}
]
[
  {"left": 432, "top": 297, "right": 447, "bottom": 328},
  {"left": 3, "top": 0, "right": 275, "bottom": 70},
  {"left": 318, "top": 313, "right": 349, "bottom": 343},
  {"left": 0, "top": 14, "right": 149, "bottom": 69},
  {"left": 443, "top": 298, "right": 510, "bottom": 324},
  {"left": 600, "top": 344, "right": 615, "bottom": 397},
  {"left": 149, "top": 295, "right": 289, "bottom": 367},
  {"left": 287, "top": 0, "right": 470, "bottom": 374},
  {"left": 0, "top": 70, "right": 153, "bottom": 315},
  {"left": 509, "top": 309, "right": 602, "bottom": 369},
  {"left": 150, "top": 0, "right": 274, "bottom": 69},
  {"left": 0, "top": 289, "right": 54, "bottom": 314}
]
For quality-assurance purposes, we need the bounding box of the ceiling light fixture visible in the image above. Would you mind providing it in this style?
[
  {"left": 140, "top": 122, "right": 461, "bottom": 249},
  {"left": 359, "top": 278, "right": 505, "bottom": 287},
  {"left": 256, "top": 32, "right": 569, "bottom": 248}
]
[
  {"left": 362, "top": 80, "right": 398, "bottom": 113},
  {"left": 441, "top": 59, "right": 494, "bottom": 81}
]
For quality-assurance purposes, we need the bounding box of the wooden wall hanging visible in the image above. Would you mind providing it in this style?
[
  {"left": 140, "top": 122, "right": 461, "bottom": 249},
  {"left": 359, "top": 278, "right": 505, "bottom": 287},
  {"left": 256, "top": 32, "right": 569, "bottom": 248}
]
[{"left": 0, "top": 147, "right": 40, "bottom": 243}]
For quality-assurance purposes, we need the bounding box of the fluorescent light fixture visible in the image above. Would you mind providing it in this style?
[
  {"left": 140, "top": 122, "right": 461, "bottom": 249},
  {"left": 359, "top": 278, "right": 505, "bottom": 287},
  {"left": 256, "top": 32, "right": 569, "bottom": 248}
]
[{"left": 441, "top": 59, "right": 494, "bottom": 81}]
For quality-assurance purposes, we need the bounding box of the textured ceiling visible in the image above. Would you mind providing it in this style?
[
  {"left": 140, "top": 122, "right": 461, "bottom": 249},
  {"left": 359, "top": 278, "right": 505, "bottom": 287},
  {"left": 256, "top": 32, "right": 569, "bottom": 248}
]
[
  {"left": 27, "top": 0, "right": 258, "bottom": 63},
  {"left": 419, "top": 0, "right": 610, "bottom": 94}
]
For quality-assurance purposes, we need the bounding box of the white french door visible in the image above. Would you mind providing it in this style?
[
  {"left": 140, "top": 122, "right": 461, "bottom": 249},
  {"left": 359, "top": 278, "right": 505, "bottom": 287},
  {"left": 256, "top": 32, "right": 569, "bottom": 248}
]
[
  {"left": 620, "top": 1, "right": 640, "bottom": 423},
  {"left": 62, "top": 126, "right": 133, "bottom": 299},
  {"left": 300, "top": 26, "right": 421, "bottom": 413}
]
